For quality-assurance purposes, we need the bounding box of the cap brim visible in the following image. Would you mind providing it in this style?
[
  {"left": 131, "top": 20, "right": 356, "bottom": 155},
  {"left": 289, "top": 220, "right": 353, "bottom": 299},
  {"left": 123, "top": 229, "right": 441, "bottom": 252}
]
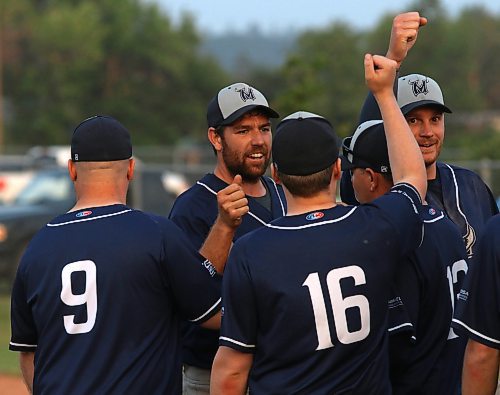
[
  {"left": 219, "top": 105, "right": 280, "bottom": 126},
  {"left": 401, "top": 100, "right": 452, "bottom": 115}
]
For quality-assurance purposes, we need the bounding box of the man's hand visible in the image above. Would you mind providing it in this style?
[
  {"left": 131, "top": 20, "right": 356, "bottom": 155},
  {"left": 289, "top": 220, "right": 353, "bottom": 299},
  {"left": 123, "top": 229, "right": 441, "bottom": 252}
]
[
  {"left": 216, "top": 174, "right": 249, "bottom": 230},
  {"left": 386, "top": 12, "right": 427, "bottom": 68},
  {"left": 200, "top": 175, "right": 249, "bottom": 273},
  {"left": 364, "top": 54, "right": 399, "bottom": 98}
]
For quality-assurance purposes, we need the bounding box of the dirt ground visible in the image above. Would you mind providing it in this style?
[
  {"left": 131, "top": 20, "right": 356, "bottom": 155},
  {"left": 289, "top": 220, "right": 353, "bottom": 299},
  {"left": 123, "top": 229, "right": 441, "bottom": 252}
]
[{"left": 0, "top": 375, "right": 28, "bottom": 395}]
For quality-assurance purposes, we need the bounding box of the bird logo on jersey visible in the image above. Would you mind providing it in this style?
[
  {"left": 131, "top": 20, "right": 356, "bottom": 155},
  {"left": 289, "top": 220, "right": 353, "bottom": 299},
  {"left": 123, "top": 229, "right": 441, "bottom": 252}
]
[
  {"left": 76, "top": 210, "right": 92, "bottom": 218},
  {"left": 235, "top": 86, "right": 256, "bottom": 102},
  {"left": 306, "top": 212, "right": 324, "bottom": 221},
  {"left": 408, "top": 76, "right": 429, "bottom": 97},
  {"left": 463, "top": 222, "right": 476, "bottom": 259}
]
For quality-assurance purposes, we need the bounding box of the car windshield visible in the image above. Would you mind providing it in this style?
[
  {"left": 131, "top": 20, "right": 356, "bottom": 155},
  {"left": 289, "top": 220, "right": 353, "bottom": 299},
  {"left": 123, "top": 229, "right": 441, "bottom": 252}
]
[{"left": 14, "top": 171, "right": 72, "bottom": 206}]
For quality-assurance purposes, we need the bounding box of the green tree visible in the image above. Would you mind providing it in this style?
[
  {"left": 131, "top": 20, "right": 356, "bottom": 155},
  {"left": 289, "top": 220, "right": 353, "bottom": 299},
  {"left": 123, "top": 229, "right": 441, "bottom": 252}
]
[
  {"left": 2, "top": 0, "right": 229, "bottom": 146},
  {"left": 273, "top": 23, "right": 367, "bottom": 137}
]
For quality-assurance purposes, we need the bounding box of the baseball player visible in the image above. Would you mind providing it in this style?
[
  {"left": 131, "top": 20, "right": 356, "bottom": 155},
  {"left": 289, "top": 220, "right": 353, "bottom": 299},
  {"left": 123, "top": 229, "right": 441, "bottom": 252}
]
[
  {"left": 9, "top": 116, "right": 222, "bottom": 394},
  {"left": 340, "top": 13, "right": 499, "bottom": 260},
  {"left": 211, "top": 53, "right": 427, "bottom": 394},
  {"left": 168, "top": 82, "right": 286, "bottom": 394},
  {"left": 451, "top": 215, "right": 500, "bottom": 394},
  {"left": 342, "top": 120, "right": 468, "bottom": 394}
]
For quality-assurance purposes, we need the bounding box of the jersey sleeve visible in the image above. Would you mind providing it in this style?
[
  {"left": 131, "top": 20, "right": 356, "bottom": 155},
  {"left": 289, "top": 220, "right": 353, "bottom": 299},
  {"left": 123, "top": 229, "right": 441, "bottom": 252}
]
[
  {"left": 452, "top": 216, "right": 500, "bottom": 349},
  {"left": 387, "top": 259, "right": 419, "bottom": 340},
  {"left": 370, "top": 183, "right": 423, "bottom": 257},
  {"left": 10, "top": 260, "right": 38, "bottom": 352},
  {"left": 218, "top": 241, "right": 258, "bottom": 353},
  {"left": 160, "top": 219, "right": 221, "bottom": 324}
]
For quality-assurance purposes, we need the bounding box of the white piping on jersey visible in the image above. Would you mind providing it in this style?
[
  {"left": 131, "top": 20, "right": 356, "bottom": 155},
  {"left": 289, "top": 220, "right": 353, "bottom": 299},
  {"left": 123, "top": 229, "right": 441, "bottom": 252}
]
[
  {"left": 444, "top": 163, "right": 473, "bottom": 233},
  {"left": 267, "top": 177, "right": 286, "bottom": 215},
  {"left": 423, "top": 211, "right": 445, "bottom": 223},
  {"left": 219, "top": 336, "right": 256, "bottom": 349},
  {"left": 265, "top": 206, "right": 358, "bottom": 230},
  {"left": 47, "top": 209, "right": 133, "bottom": 227},
  {"left": 189, "top": 298, "right": 222, "bottom": 323},
  {"left": 451, "top": 318, "right": 500, "bottom": 344},
  {"left": 197, "top": 181, "right": 217, "bottom": 195},
  {"left": 197, "top": 178, "right": 286, "bottom": 224},
  {"left": 9, "top": 341, "right": 37, "bottom": 348},
  {"left": 388, "top": 322, "right": 413, "bottom": 332}
]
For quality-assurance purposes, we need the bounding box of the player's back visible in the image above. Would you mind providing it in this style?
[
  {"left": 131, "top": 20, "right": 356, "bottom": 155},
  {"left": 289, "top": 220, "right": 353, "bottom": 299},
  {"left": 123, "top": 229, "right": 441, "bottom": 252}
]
[
  {"left": 388, "top": 206, "right": 468, "bottom": 394},
  {"left": 220, "top": 187, "right": 423, "bottom": 394},
  {"left": 10, "top": 204, "right": 220, "bottom": 395}
]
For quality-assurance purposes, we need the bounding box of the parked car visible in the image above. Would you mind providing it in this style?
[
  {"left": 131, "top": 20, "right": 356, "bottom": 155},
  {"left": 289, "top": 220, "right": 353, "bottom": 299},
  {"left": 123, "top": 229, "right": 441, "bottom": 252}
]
[{"left": 0, "top": 164, "right": 189, "bottom": 289}]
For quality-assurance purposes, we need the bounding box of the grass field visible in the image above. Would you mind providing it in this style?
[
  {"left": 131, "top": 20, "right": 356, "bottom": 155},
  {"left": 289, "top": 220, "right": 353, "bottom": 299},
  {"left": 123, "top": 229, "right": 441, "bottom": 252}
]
[{"left": 0, "top": 295, "right": 20, "bottom": 375}]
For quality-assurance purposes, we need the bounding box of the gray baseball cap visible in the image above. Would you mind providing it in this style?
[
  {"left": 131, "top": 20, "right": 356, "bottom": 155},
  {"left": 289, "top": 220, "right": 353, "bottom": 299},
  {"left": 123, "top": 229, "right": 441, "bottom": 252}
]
[
  {"left": 206, "top": 82, "right": 279, "bottom": 128},
  {"left": 397, "top": 74, "right": 452, "bottom": 115}
]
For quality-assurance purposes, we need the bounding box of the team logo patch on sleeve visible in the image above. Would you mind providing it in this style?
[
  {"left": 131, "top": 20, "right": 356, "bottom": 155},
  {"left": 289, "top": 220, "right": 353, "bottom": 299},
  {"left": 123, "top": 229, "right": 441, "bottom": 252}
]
[
  {"left": 76, "top": 210, "right": 93, "bottom": 218},
  {"left": 428, "top": 208, "right": 436, "bottom": 216},
  {"left": 306, "top": 212, "right": 324, "bottom": 221}
]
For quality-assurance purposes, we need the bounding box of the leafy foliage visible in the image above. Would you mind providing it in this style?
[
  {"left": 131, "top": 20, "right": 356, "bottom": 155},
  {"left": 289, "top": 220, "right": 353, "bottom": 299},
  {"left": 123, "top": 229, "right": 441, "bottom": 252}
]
[
  {"left": 1, "top": 0, "right": 500, "bottom": 159},
  {"left": 1, "top": 0, "right": 229, "bottom": 145}
]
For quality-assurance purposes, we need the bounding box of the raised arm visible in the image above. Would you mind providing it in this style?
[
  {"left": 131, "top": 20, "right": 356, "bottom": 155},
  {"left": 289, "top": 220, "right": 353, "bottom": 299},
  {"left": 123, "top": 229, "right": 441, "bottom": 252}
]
[
  {"left": 386, "top": 12, "right": 427, "bottom": 68},
  {"left": 364, "top": 54, "right": 427, "bottom": 200}
]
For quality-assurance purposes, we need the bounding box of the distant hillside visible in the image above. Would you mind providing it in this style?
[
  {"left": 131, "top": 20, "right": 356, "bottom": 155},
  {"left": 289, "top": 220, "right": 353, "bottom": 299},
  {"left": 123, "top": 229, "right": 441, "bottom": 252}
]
[{"left": 200, "top": 28, "right": 297, "bottom": 73}]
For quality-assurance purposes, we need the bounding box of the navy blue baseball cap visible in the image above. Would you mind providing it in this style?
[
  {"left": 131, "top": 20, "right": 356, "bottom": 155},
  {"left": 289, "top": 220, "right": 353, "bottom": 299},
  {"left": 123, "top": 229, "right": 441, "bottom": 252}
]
[
  {"left": 272, "top": 111, "right": 339, "bottom": 176},
  {"left": 71, "top": 115, "right": 132, "bottom": 162},
  {"left": 207, "top": 82, "right": 279, "bottom": 128},
  {"left": 341, "top": 120, "right": 391, "bottom": 174}
]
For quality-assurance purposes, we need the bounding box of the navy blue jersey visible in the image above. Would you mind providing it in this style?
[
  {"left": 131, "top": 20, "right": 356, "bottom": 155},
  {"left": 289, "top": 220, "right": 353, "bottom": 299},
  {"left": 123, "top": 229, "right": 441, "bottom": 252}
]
[
  {"left": 168, "top": 173, "right": 286, "bottom": 369},
  {"left": 340, "top": 162, "right": 498, "bottom": 260},
  {"left": 10, "top": 204, "right": 221, "bottom": 395},
  {"left": 387, "top": 205, "right": 468, "bottom": 394},
  {"left": 452, "top": 215, "right": 500, "bottom": 349},
  {"left": 219, "top": 184, "right": 422, "bottom": 394}
]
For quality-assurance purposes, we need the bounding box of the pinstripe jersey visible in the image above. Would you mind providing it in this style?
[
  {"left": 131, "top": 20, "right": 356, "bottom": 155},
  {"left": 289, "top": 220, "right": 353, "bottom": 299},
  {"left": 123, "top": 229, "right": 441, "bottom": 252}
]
[
  {"left": 452, "top": 215, "right": 500, "bottom": 349},
  {"left": 220, "top": 184, "right": 422, "bottom": 394},
  {"left": 169, "top": 173, "right": 287, "bottom": 369},
  {"left": 10, "top": 204, "right": 221, "bottom": 395}
]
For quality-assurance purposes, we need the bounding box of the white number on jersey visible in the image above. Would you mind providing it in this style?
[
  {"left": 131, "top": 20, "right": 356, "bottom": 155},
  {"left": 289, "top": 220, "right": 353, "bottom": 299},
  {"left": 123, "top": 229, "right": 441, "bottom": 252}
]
[
  {"left": 303, "top": 265, "right": 371, "bottom": 350},
  {"left": 447, "top": 259, "right": 468, "bottom": 340},
  {"left": 60, "top": 260, "right": 98, "bottom": 334}
]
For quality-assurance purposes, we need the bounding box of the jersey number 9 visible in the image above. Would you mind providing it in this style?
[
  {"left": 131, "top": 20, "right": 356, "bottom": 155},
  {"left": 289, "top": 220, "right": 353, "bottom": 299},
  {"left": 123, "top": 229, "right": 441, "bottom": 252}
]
[{"left": 60, "top": 260, "right": 98, "bottom": 335}]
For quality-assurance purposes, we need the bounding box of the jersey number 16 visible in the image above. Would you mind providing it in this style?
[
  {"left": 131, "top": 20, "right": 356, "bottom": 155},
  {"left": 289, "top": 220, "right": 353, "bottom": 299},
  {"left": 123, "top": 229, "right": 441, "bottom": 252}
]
[{"left": 303, "top": 265, "right": 370, "bottom": 351}]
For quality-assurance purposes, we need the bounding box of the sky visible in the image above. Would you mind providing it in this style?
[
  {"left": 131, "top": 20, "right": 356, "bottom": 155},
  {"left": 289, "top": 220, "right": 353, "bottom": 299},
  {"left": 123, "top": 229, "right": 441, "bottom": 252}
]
[{"left": 153, "top": 0, "right": 500, "bottom": 34}]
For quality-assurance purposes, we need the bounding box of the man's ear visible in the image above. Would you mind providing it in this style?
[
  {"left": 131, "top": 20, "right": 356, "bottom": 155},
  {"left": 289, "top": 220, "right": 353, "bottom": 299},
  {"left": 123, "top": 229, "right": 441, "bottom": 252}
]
[
  {"left": 208, "top": 127, "right": 223, "bottom": 152},
  {"left": 271, "top": 163, "right": 281, "bottom": 184},
  {"left": 68, "top": 159, "right": 77, "bottom": 181},
  {"left": 127, "top": 158, "right": 135, "bottom": 181},
  {"left": 365, "top": 168, "right": 378, "bottom": 191},
  {"left": 332, "top": 158, "right": 342, "bottom": 180}
]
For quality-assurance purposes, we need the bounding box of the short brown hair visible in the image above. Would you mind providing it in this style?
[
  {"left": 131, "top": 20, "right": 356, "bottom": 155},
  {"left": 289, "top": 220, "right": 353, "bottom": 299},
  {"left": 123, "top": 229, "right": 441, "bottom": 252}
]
[{"left": 277, "top": 166, "right": 333, "bottom": 197}]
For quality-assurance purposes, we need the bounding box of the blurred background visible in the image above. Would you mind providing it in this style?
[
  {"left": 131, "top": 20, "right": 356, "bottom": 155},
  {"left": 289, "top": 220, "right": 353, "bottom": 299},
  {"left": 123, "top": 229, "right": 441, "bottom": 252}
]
[{"left": 0, "top": 0, "right": 500, "bottom": 389}]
